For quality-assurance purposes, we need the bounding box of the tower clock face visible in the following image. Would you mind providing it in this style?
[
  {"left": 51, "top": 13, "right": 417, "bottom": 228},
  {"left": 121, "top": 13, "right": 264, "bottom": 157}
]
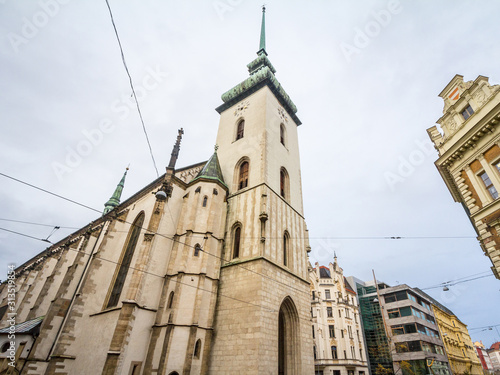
[
  {"left": 234, "top": 100, "right": 250, "bottom": 116},
  {"left": 278, "top": 107, "right": 288, "bottom": 123}
]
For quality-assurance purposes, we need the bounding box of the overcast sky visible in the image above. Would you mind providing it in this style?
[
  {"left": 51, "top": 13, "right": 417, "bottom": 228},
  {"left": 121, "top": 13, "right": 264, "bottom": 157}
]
[{"left": 1, "top": 1, "right": 499, "bottom": 346}]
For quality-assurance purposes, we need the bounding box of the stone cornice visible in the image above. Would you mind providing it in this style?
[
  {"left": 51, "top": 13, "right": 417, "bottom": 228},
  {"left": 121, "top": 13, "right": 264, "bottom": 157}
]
[{"left": 437, "top": 107, "right": 500, "bottom": 169}]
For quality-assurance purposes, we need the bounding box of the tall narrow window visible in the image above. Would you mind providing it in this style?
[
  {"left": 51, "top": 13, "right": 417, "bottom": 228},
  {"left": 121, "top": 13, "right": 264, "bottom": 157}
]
[
  {"left": 167, "top": 291, "right": 174, "bottom": 309},
  {"left": 202, "top": 196, "right": 208, "bottom": 207},
  {"left": 283, "top": 232, "right": 289, "bottom": 266},
  {"left": 331, "top": 346, "right": 337, "bottom": 359},
  {"left": 194, "top": 244, "right": 201, "bottom": 257},
  {"left": 233, "top": 226, "right": 241, "bottom": 259},
  {"left": 239, "top": 162, "right": 249, "bottom": 190},
  {"left": 106, "top": 212, "right": 145, "bottom": 308},
  {"left": 280, "top": 124, "right": 286, "bottom": 146},
  {"left": 280, "top": 168, "right": 289, "bottom": 200},
  {"left": 236, "top": 120, "right": 244, "bottom": 140},
  {"left": 194, "top": 339, "right": 202, "bottom": 359},
  {"left": 480, "top": 171, "right": 498, "bottom": 199},
  {"left": 329, "top": 325, "right": 335, "bottom": 338}
]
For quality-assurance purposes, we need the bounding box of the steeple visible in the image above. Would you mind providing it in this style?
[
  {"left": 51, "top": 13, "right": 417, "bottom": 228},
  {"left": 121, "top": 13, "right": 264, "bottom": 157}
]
[
  {"left": 103, "top": 167, "right": 128, "bottom": 215},
  {"left": 257, "top": 6, "right": 266, "bottom": 56},
  {"left": 216, "top": 6, "right": 301, "bottom": 125},
  {"left": 191, "top": 145, "right": 226, "bottom": 187}
]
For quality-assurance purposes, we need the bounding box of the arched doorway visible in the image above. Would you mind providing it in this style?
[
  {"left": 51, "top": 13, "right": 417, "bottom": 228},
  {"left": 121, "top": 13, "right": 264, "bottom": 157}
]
[{"left": 278, "top": 296, "right": 300, "bottom": 374}]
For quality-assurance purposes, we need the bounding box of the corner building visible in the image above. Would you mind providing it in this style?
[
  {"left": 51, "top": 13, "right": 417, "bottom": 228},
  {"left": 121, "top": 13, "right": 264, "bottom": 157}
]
[
  {"left": 0, "top": 9, "right": 314, "bottom": 375},
  {"left": 427, "top": 75, "right": 500, "bottom": 279},
  {"left": 310, "top": 259, "right": 369, "bottom": 375}
]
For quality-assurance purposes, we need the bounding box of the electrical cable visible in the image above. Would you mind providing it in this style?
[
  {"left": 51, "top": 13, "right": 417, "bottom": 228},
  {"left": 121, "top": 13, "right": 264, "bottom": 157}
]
[
  {"left": 0, "top": 218, "right": 80, "bottom": 230},
  {"left": 0, "top": 171, "right": 494, "bottom": 307},
  {"left": 103, "top": 0, "right": 159, "bottom": 177}
]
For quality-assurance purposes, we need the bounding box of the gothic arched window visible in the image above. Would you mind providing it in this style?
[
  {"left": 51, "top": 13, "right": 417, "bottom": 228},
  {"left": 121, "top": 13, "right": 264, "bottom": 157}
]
[
  {"left": 167, "top": 291, "right": 174, "bottom": 309},
  {"left": 239, "top": 162, "right": 249, "bottom": 190},
  {"left": 280, "top": 123, "right": 286, "bottom": 146},
  {"left": 106, "top": 212, "right": 145, "bottom": 308},
  {"left": 233, "top": 226, "right": 241, "bottom": 259},
  {"left": 202, "top": 196, "right": 208, "bottom": 207},
  {"left": 283, "top": 231, "right": 289, "bottom": 266},
  {"left": 280, "top": 168, "right": 289, "bottom": 200},
  {"left": 236, "top": 119, "right": 245, "bottom": 140},
  {"left": 194, "top": 244, "right": 201, "bottom": 257},
  {"left": 194, "top": 339, "right": 202, "bottom": 359}
]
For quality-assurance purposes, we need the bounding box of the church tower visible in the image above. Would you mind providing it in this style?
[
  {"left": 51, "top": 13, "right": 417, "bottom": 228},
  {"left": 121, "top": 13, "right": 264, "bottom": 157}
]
[{"left": 208, "top": 8, "right": 314, "bottom": 374}]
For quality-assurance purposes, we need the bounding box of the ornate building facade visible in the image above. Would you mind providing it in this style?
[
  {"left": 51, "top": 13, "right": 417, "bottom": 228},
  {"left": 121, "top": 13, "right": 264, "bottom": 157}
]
[
  {"left": 414, "top": 289, "right": 482, "bottom": 375},
  {"left": 427, "top": 75, "right": 500, "bottom": 280},
  {"left": 0, "top": 9, "right": 314, "bottom": 375},
  {"left": 310, "top": 258, "right": 369, "bottom": 375}
]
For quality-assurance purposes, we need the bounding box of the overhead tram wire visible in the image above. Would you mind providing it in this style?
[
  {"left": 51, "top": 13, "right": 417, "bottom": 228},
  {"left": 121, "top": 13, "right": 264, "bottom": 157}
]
[
  {"left": 0, "top": 227, "right": 54, "bottom": 244},
  {"left": 1, "top": 172, "right": 492, "bottom": 301},
  {"left": 1, "top": 225, "right": 275, "bottom": 313},
  {"left": 0, "top": 172, "right": 311, "bottom": 297},
  {"left": 0, "top": 218, "right": 79, "bottom": 230},
  {"left": 103, "top": 0, "right": 159, "bottom": 177}
]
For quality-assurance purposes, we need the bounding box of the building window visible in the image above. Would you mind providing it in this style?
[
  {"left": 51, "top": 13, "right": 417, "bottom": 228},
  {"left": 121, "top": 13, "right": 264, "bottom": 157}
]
[
  {"left": 194, "top": 339, "right": 202, "bottom": 359},
  {"left": 341, "top": 330, "right": 344, "bottom": 338},
  {"left": 236, "top": 119, "right": 244, "bottom": 140},
  {"left": 313, "top": 346, "right": 317, "bottom": 360},
  {"left": 233, "top": 226, "right": 241, "bottom": 259},
  {"left": 344, "top": 350, "right": 347, "bottom": 359},
  {"left": 345, "top": 308, "right": 350, "bottom": 318},
  {"left": 194, "top": 244, "right": 201, "bottom": 257},
  {"left": 312, "top": 325, "right": 315, "bottom": 339},
  {"left": 325, "top": 289, "right": 331, "bottom": 300},
  {"left": 280, "top": 168, "right": 289, "bottom": 199},
  {"left": 331, "top": 346, "right": 338, "bottom": 359},
  {"left": 283, "top": 231, "right": 289, "bottom": 266},
  {"left": 238, "top": 162, "right": 249, "bottom": 190},
  {"left": 480, "top": 171, "right": 498, "bottom": 199},
  {"left": 351, "top": 346, "right": 355, "bottom": 358},
  {"left": 329, "top": 325, "right": 335, "bottom": 338},
  {"left": 202, "top": 196, "right": 208, "bottom": 207},
  {"left": 106, "top": 212, "right": 144, "bottom": 308},
  {"left": 327, "top": 307, "right": 333, "bottom": 317},
  {"left": 339, "top": 309, "right": 342, "bottom": 317},
  {"left": 348, "top": 326, "right": 353, "bottom": 338},
  {"left": 280, "top": 124, "right": 286, "bottom": 146},
  {"left": 1, "top": 342, "right": 9, "bottom": 353},
  {"left": 167, "top": 291, "right": 175, "bottom": 309},
  {"left": 461, "top": 104, "right": 474, "bottom": 120}
]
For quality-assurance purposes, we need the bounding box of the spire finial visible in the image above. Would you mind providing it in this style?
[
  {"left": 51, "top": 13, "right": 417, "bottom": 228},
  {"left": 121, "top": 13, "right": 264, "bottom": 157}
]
[
  {"left": 214, "top": 144, "right": 219, "bottom": 152},
  {"left": 103, "top": 167, "right": 129, "bottom": 215},
  {"left": 258, "top": 5, "right": 267, "bottom": 56},
  {"left": 168, "top": 128, "right": 184, "bottom": 169}
]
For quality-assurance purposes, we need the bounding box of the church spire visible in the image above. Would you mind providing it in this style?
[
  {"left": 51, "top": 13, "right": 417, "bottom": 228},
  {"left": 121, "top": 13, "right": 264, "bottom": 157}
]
[
  {"left": 258, "top": 5, "right": 267, "bottom": 56},
  {"left": 168, "top": 128, "right": 184, "bottom": 169},
  {"left": 103, "top": 167, "right": 128, "bottom": 215}
]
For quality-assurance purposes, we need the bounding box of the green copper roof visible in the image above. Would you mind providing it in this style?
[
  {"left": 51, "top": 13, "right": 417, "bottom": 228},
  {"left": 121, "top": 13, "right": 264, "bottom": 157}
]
[
  {"left": 103, "top": 168, "right": 128, "bottom": 215},
  {"left": 216, "top": 7, "right": 301, "bottom": 125},
  {"left": 191, "top": 148, "right": 226, "bottom": 187}
]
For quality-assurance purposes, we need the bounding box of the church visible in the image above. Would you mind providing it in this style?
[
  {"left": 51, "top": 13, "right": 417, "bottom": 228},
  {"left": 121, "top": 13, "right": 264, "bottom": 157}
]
[{"left": 0, "top": 8, "right": 315, "bottom": 375}]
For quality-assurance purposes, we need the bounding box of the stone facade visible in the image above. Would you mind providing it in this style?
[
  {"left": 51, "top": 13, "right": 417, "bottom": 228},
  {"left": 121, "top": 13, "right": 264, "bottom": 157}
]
[
  {"left": 0, "top": 12, "right": 314, "bottom": 374},
  {"left": 310, "top": 259, "right": 369, "bottom": 375},
  {"left": 427, "top": 75, "right": 500, "bottom": 280},
  {"left": 427, "top": 303, "right": 482, "bottom": 375}
]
